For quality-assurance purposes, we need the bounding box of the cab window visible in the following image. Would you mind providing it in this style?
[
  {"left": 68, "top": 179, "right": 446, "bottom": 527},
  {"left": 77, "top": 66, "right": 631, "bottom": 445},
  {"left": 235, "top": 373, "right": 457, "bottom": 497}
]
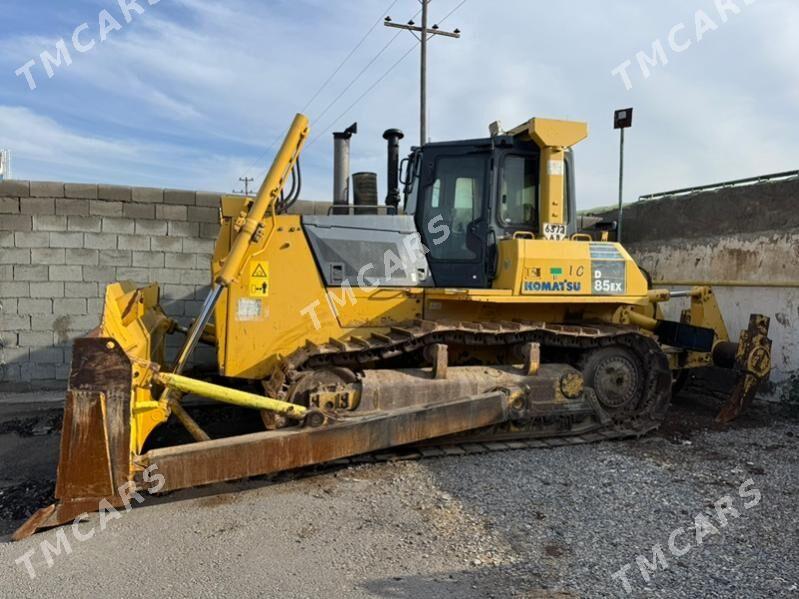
[
  {"left": 499, "top": 154, "right": 538, "bottom": 227},
  {"left": 421, "top": 154, "right": 486, "bottom": 261}
]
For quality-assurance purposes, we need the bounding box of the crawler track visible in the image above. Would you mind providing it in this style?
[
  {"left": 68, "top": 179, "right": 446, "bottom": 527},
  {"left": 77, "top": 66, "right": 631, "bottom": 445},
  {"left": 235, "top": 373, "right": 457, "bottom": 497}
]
[
  {"left": 265, "top": 320, "right": 673, "bottom": 451},
  {"left": 314, "top": 425, "right": 659, "bottom": 474}
]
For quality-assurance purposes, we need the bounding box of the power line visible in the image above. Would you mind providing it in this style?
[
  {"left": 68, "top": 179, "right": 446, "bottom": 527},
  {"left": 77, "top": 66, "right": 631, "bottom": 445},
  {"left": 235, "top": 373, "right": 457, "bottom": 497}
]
[
  {"left": 309, "top": 0, "right": 468, "bottom": 148},
  {"left": 302, "top": 0, "right": 401, "bottom": 115},
  {"left": 233, "top": 176, "right": 255, "bottom": 196},
  {"left": 236, "top": 0, "right": 401, "bottom": 186},
  {"left": 242, "top": 0, "right": 467, "bottom": 184},
  {"left": 308, "top": 5, "right": 424, "bottom": 127},
  {"left": 310, "top": 28, "right": 405, "bottom": 126},
  {"left": 438, "top": 0, "right": 467, "bottom": 24},
  {"left": 245, "top": 8, "right": 425, "bottom": 184},
  {"left": 385, "top": 0, "right": 462, "bottom": 145},
  {"left": 307, "top": 40, "right": 420, "bottom": 148}
]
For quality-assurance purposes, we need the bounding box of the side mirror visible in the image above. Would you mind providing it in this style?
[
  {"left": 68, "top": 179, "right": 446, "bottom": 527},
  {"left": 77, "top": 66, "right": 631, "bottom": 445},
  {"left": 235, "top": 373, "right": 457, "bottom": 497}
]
[
  {"left": 593, "top": 220, "right": 618, "bottom": 242},
  {"left": 399, "top": 157, "right": 410, "bottom": 186},
  {"left": 594, "top": 220, "right": 618, "bottom": 232}
]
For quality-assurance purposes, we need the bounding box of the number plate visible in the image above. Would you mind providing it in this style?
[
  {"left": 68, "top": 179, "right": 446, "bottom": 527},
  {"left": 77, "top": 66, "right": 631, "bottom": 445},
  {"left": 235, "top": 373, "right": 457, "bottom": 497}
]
[{"left": 542, "top": 223, "right": 567, "bottom": 241}]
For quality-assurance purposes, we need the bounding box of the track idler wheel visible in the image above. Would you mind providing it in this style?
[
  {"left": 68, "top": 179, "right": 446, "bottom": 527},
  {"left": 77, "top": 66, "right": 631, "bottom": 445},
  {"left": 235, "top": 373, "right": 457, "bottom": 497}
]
[{"left": 583, "top": 347, "right": 645, "bottom": 414}]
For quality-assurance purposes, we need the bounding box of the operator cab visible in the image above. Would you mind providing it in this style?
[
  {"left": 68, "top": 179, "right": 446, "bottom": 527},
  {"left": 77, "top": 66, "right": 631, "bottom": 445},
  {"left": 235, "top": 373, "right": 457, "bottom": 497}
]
[{"left": 402, "top": 134, "right": 577, "bottom": 288}]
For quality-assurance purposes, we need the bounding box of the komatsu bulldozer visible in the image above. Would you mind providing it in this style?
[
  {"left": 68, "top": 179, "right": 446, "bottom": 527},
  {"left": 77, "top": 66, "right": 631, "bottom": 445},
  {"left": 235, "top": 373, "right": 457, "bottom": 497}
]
[{"left": 14, "top": 113, "right": 772, "bottom": 540}]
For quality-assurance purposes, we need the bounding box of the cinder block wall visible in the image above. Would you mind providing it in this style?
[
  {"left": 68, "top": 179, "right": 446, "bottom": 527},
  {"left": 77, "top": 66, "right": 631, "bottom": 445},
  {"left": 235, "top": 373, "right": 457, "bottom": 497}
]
[{"left": 0, "top": 180, "right": 223, "bottom": 391}]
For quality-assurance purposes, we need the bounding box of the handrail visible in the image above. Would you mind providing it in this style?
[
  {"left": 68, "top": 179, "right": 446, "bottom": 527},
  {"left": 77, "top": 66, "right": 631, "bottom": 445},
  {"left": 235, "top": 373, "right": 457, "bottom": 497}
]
[
  {"left": 326, "top": 205, "right": 398, "bottom": 215},
  {"left": 639, "top": 170, "right": 799, "bottom": 202},
  {"left": 656, "top": 279, "right": 799, "bottom": 288}
]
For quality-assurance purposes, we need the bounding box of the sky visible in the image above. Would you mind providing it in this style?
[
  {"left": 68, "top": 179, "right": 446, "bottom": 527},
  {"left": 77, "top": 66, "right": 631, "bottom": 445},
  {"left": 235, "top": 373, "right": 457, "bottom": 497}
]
[{"left": 0, "top": 0, "right": 796, "bottom": 209}]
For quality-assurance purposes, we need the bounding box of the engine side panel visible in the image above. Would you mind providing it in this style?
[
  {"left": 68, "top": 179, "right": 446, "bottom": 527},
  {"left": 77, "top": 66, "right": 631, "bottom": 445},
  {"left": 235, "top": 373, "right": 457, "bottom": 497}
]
[
  {"left": 302, "top": 215, "right": 434, "bottom": 287},
  {"left": 213, "top": 215, "right": 424, "bottom": 380},
  {"left": 493, "top": 238, "right": 649, "bottom": 298}
]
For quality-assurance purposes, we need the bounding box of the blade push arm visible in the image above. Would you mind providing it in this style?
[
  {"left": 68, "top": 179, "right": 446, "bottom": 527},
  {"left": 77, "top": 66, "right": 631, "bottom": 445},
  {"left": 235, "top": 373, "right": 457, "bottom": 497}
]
[
  {"left": 162, "top": 113, "right": 310, "bottom": 425},
  {"left": 218, "top": 113, "right": 310, "bottom": 285}
]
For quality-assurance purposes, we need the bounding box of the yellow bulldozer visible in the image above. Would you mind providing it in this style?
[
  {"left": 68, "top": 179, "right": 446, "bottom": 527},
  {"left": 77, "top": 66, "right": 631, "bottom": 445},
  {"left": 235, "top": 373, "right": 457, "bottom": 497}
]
[{"left": 14, "top": 113, "right": 772, "bottom": 540}]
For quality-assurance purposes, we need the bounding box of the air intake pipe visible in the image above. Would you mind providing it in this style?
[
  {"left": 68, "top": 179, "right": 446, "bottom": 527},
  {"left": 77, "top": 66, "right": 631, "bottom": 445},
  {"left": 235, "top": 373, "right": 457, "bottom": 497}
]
[
  {"left": 383, "top": 128, "right": 404, "bottom": 208},
  {"left": 333, "top": 123, "right": 357, "bottom": 214}
]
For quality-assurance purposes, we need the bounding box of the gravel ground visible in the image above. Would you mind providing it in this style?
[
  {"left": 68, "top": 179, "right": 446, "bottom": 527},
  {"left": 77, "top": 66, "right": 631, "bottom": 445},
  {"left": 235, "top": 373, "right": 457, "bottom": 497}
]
[{"left": 0, "top": 396, "right": 796, "bottom": 598}]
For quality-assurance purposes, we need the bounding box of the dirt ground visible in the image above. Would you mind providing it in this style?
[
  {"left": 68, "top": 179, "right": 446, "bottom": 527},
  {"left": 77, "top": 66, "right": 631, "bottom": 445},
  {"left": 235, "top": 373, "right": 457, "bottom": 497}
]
[{"left": 0, "top": 391, "right": 796, "bottom": 598}]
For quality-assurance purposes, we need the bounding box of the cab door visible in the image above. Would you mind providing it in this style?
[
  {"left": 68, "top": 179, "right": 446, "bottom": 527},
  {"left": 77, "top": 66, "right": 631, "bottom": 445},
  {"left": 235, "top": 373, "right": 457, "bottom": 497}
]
[{"left": 415, "top": 150, "right": 490, "bottom": 288}]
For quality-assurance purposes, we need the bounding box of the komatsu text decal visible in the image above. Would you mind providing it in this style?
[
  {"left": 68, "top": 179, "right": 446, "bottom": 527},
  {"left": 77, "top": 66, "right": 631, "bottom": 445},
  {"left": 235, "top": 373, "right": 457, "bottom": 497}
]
[
  {"left": 524, "top": 280, "right": 582, "bottom": 293},
  {"left": 522, "top": 262, "right": 584, "bottom": 294}
]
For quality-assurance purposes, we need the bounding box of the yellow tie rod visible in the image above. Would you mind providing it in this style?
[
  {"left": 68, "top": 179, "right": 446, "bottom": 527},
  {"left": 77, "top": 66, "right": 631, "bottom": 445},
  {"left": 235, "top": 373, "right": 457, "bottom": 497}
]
[{"left": 156, "top": 372, "right": 308, "bottom": 421}]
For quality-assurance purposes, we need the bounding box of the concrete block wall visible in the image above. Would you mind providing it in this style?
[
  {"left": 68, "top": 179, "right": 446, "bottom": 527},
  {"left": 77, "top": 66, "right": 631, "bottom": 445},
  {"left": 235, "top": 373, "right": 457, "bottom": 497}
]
[
  {"left": 0, "top": 180, "right": 223, "bottom": 391},
  {"left": 4, "top": 174, "right": 796, "bottom": 399}
]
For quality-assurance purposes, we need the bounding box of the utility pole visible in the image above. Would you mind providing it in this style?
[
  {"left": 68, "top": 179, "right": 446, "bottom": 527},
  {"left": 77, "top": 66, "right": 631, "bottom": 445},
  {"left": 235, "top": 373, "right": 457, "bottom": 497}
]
[
  {"left": 0, "top": 149, "right": 11, "bottom": 181},
  {"left": 613, "top": 108, "right": 633, "bottom": 243},
  {"left": 234, "top": 176, "right": 254, "bottom": 197},
  {"left": 385, "top": 1, "right": 461, "bottom": 146}
]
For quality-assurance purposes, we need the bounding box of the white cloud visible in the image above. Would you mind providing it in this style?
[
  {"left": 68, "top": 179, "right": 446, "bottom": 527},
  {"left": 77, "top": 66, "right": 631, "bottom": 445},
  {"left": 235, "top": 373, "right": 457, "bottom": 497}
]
[
  {"left": 0, "top": 105, "right": 249, "bottom": 191},
  {"left": 0, "top": 0, "right": 796, "bottom": 208}
]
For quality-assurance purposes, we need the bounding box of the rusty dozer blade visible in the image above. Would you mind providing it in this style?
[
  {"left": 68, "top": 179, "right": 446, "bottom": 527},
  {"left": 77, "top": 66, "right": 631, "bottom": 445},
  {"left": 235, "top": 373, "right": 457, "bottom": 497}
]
[
  {"left": 14, "top": 277, "right": 598, "bottom": 540},
  {"left": 15, "top": 116, "right": 316, "bottom": 540},
  {"left": 14, "top": 115, "right": 322, "bottom": 540},
  {"left": 716, "top": 314, "right": 773, "bottom": 424},
  {"left": 13, "top": 279, "right": 174, "bottom": 541},
  {"left": 13, "top": 338, "right": 136, "bottom": 541},
  {"left": 12, "top": 320, "right": 540, "bottom": 539}
]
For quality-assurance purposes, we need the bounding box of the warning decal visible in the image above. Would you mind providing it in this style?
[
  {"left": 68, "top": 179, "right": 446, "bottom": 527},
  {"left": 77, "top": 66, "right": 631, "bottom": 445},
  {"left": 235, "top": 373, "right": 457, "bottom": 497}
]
[{"left": 249, "top": 261, "right": 269, "bottom": 297}]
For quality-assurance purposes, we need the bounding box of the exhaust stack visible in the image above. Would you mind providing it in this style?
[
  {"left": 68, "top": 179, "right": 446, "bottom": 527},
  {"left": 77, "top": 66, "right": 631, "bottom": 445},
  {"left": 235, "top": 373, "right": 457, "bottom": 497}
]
[
  {"left": 333, "top": 123, "right": 357, "bottom": 214},
  {"left": 383, "top": 128, "right": 404, "bottom": 208}
]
